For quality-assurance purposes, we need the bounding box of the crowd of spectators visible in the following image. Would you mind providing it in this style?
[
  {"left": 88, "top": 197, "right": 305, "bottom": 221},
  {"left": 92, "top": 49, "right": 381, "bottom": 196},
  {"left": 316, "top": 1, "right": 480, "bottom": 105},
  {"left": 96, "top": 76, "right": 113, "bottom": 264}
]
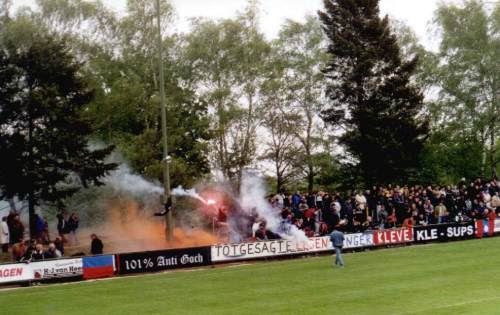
[
  {"left": 0, "top": 209, "right": 81, "bottom": 262},
  {"left": 256, "top": 178, "right": 500, "bottom": 239},
  {"left": 2, "top": 177, "right": 500, "bottom": 260},
  {"left": 10, "top": 239, "right": 64, "bottom": 262}
]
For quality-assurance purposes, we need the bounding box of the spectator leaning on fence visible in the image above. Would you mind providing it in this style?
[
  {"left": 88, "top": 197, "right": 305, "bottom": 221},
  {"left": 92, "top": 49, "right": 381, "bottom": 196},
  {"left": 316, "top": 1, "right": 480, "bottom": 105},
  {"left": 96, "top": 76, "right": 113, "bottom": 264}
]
[
  {"left": 44, "top": 242, "right": 62, "bottom": 259},
  {"left": 30, "top": 243, "right": 45, "bottom": 261}
]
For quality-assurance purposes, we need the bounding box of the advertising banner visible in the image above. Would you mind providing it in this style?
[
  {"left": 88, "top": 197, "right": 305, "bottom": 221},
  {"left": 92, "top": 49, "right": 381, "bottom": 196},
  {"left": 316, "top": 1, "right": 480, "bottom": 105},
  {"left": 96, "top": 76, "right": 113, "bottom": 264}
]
[
  {"left": 476, "top": 219, "right": 495, "bottom": 238},
  {"left": 0, "top": 263, "right": 33, "bottom": 284},
  {"left": 373, "top": 228, "right": 413, "bottom": 245},
  {"left": 32, "top": 258, "right": 83, "bottom": 280},
  {"left": 414, "top": 222, "right": 475, "bottom": 243},
  {"left": 343, "top": 232, "right": 374, "bottom": 249},
  {"left": 117, "top": 246, "right": 211, "bottom": 275},
  {"left": 211, "top": 237, "right": 331, "bottom": 262},
  {"left": 495, "top": 219, "right": 500, "bottom": 233}
]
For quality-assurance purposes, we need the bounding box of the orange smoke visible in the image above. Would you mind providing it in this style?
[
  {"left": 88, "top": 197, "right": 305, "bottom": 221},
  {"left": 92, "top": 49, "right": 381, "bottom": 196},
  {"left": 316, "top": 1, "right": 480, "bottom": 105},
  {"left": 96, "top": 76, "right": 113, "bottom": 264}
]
[
  {"left": 78, "top": 198, "right": 221, "bottom": 254},
  {"left": 169, "top": 228, "right": 220, "bottom": 248}
]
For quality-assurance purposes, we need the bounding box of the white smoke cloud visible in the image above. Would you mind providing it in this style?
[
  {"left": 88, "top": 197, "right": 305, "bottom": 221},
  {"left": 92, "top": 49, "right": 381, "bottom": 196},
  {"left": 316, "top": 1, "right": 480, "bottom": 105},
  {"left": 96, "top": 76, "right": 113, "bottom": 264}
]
[
  {"left": 171, "top": 186, "right": 208, "bottom": 204},
  {"left": 103, "top": 164, "right": 164, "bottom": 206},
  {"left": 238, "top": 172, "right": 307, "bottom": 242},
  {"left": 98, "top": 160, "right": 307, "bottom": 243}
]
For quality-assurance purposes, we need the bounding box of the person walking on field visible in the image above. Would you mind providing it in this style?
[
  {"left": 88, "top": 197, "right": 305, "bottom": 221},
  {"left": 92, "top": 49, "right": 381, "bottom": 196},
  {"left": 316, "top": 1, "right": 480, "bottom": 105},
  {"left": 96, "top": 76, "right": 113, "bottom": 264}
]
[{"left": 330, "top": 226, "right": 345, "bottom": 268}]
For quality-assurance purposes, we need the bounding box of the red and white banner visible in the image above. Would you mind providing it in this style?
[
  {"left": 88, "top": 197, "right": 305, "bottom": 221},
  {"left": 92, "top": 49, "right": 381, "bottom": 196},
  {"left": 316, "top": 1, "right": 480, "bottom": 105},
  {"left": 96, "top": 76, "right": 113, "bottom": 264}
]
[
  {"left": 475, "top": 219, "right": 495, "bottom": 238},
  {"left": 0, "top": 263, "right": 33, "bottom": 284},
  {"left": 31, "top": 258, "right": 83, "bottom": 279},
  {"left": 373, "top": 228, "right": 413, "bottom": 245}
]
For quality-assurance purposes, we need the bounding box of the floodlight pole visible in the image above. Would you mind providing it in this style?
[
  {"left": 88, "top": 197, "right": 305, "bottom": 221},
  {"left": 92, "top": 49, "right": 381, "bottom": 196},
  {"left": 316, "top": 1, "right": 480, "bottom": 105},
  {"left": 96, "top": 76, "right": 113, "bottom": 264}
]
[{"left": 156, "top": 0, "right": 173, "bottom": 241}]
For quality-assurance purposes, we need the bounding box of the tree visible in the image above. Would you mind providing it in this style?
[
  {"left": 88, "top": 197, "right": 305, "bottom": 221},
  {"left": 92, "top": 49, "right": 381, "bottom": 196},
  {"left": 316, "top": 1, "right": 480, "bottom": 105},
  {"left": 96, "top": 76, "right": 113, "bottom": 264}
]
[
  {"left": 11, "top": 0, "right": 213, "bottom": 188},
  {"left": 319, "top": 0, "right": 429, "bottom": 186},
  {"left": 184, "top": 2, "right": 270, "bottom": 188},
  {"left": 0, "top": 36, "right": 116, "bottom": 239},
  {"left": 276, "top": 15, "right": 330, "bottom": 192},
  {"left": 86, "top": 0, "right": 212, "bottom": 188},
  {"left": 260, "top": 50, "right": 301, "bottom": 192},
  {"left": 429, "top": 0, "right": 500, "bottom": 178},
  {"left": 0, "top": 0, "right": 11, "bottom": 27}
]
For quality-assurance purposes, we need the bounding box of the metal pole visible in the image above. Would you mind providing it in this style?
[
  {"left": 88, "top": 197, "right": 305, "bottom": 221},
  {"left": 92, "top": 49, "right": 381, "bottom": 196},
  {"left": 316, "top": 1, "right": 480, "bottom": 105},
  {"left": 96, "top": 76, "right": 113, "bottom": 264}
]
[{"left": 156, "top": 0, "right": 173, "bottom": 241}]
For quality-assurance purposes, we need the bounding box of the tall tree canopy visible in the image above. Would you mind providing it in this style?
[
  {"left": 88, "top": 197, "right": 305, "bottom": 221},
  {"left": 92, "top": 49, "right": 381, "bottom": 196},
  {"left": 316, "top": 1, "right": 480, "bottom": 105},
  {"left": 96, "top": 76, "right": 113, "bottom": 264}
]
[
  {"left": 274, "top": 15, "right": 331, "bottom": 192},
  {"left": 0, "top": 36, "right": 116, "bottom": 237},
  {"left": 428, "top": 0, "right": 500, "bottom": 179},
  {"left": 183, "top": 2, "right": 271, "bottom": 188},
  {"left": 319, "top": 0, "right": 429, "bottom": 185},
  {"left": 3, "top": 0, "right": 213, "bottom": 188}
]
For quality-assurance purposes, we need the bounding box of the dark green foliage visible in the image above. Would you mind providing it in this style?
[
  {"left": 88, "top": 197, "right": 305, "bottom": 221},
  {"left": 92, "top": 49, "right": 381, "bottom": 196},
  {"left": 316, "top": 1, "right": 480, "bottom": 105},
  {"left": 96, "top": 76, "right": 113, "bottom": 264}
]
[
  {"left": 86, "top": 57, "right": 212, "bottom": 188},
  {"left": 418, "top": 131, "right": 483, "bottom": 185},
  {"left": 319, "top": 0, "right": 429, "bottom": 186},
  {"left": 0, "top": 36, "right": 116, "bottom": 236}
]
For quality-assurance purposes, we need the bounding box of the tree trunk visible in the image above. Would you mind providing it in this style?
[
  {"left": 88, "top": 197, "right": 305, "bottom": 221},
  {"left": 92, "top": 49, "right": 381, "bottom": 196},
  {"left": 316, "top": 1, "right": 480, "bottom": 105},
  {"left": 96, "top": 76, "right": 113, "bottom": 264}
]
[
  {"left": 7, "top": 198, "right": 16, "bottom": 212},
  {"left": 480, "top": 131, "right": 487, "bottom": 178},
  {"left": 28, "top": 192, "right": 36, "bottom": 240},
  {"left": 28, "top": 100, "right": 36, "bottom": 240},
  {"left": 276, "top": 161, "right": 283, "bottom": 194},
  {"left": 307, "top": 163, "right": 314, "bottom": 193},
  {"left": 490, "top": 124, "right": 497, "bottom": 179}
]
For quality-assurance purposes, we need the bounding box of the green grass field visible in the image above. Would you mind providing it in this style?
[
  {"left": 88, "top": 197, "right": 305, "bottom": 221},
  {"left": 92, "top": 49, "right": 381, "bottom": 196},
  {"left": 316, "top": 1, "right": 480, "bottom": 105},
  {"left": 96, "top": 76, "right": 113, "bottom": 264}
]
[{"left": 2, "top": 237, "right": 500, "bottom": 315}]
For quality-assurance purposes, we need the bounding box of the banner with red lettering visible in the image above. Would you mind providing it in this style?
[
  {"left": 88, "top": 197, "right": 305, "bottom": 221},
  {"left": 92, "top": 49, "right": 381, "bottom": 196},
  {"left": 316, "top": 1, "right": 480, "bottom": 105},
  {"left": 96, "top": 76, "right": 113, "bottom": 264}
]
[
  {"left": 373, "top": 228, "right": 413, "bottom": 245},
  {"left": 32, "top": 258, "right": 83, "bottom": 280},
  {"left": 0, "top": 263, "right": 33, "bottom": 284}
]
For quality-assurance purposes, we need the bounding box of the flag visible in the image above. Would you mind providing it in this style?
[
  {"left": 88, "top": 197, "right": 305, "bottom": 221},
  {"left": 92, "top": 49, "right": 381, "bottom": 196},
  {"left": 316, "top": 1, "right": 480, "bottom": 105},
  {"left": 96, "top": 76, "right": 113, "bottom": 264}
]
[
  {"left": 476, "top": 219, "right": 495, "bottom": 238},
  {"left": 82, "top": 255, "right": 115, "bottom": 280}
]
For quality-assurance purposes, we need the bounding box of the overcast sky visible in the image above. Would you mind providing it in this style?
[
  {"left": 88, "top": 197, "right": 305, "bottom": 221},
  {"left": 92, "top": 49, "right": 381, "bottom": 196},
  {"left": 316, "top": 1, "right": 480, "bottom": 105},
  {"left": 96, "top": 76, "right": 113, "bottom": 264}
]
[{"left": 12, "top": 0, "right": 464, "bottom": 50}]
